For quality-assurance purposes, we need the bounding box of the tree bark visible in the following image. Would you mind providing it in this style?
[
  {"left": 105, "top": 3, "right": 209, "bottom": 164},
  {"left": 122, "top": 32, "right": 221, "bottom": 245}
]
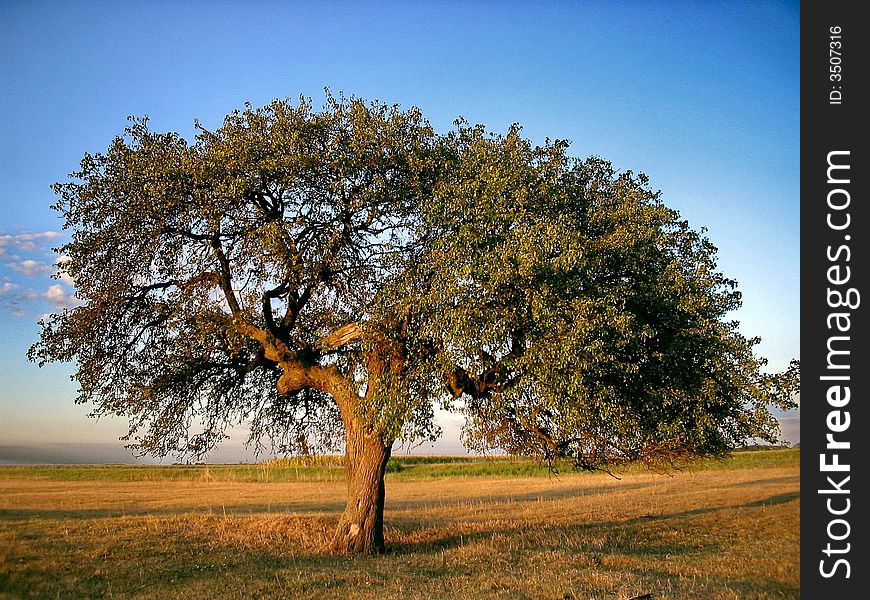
[{"left": 329, "top": 421, "right": 392, "bottom": 554}]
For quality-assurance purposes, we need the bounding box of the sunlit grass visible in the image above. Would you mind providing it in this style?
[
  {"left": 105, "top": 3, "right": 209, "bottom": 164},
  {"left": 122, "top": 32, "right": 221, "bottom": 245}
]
[{"left": 0, "top": 449, "right": 799, "bottom": 599}]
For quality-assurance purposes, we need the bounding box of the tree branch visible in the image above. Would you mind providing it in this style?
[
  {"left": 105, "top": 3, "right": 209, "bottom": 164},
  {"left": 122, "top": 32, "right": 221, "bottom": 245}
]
[
  {"left": 314, "top": 322, "right": 365, "bottom": 352},
  {"left": 210, "top": 235, "right": 242, "bottom": 317},
  {"left": 262, "top": 281, "right": 292, "bottom": 340},
  {"left": 444, "top": 330, "right": 526, "bottom": 399}
]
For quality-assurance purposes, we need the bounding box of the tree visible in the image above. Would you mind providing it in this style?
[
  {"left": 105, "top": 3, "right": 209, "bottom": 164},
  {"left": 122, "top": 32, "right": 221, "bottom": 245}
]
[{"left": 30, "top": 96, "right": 799, "bottom": 554}]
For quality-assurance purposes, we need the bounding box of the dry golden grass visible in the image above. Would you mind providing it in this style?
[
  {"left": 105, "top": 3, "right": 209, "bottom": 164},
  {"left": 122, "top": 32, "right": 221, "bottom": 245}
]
[{"left": 0, "top": 454, "right": 799, "bottom": 599}]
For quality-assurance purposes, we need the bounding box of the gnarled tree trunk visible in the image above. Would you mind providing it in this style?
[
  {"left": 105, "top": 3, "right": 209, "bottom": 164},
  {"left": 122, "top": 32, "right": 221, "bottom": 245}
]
[{"left": 330, "top": 421, "right": 392, "bottom": 554}]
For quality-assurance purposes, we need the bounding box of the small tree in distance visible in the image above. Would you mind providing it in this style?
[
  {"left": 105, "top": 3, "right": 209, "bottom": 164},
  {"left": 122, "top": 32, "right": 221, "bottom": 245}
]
[{"left": 29, "top": 96, "right": 799, "bottom": 554}]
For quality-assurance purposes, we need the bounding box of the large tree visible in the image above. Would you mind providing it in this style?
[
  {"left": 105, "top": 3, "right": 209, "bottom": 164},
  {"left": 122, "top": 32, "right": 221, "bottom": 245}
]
[{"left": 30, "top": 96, "right": 798, "bottom": 554}]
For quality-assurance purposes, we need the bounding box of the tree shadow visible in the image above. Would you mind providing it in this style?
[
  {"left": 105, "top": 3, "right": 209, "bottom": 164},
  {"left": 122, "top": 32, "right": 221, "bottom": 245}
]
[
  {"left": 724, "top": 475, "right": 800, "bottom": 488},
  {"left": 1, "top": 489, "right": 800, "bottom": 599},
  {"left": 385, "top": 489, "right": 800, "bottom": 556},
  {"left": 612, "top": 563, "right": 800, "bottom": 600},
  {"left": 0, "top": 500, "right": 345, "bottom": 521},
  {"left": 386, "top": 480, "right": 654, "bottom": 511}
]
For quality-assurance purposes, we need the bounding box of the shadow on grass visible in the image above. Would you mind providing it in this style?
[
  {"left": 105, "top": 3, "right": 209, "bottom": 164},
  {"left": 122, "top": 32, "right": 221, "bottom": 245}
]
[
  {"left": 0, "top": 487, "right": 800, "bottom": 533},
  {"left": 0, "top": 480, "right": 653, "bottom": 522},
  {"left": 616, "top": 563, "right": 800, "bottom": 600},
  {"left": 0, "top": 489, "right": 800, "bottom": 599},
  {"left": 388, "top": 480, "right": 654, "bottom": 510},
  {"left": 1, "top": 542, "right": 355, "bottom": 600},
  {"left": 386, "top": 489, "right": 800, "bottom": 557},
  {"left": 724, "top": 475, "right": 800, "bottom": 488},
  {"left": 0, "top": 500, "right": 344, "bottom": 521}
]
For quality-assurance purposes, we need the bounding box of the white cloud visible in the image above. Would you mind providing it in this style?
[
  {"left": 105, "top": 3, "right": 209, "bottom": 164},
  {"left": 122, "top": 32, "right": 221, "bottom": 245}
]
[
  {"left": 0, "top": 232, "right": 78, "bottom": 316},
  {"left": 54, "top": 255, "right": 75, "bottom": 286},
  {"left": 0, "top": 281, "right": 24, "bottom": 315},
  {"left": 12, "top": 231, "right": 62, "bottom": 243},
  {"left": 9, "top": 259, "right": 54, "bottom": 277},
  {"left": 0, "top": 231, "right": 64, "bottom": 253},
  {"left": 0, "top": 281, "right": 20, "bottom": 296},
  {"left": 1, "top": 282, "right": 80, "bottom": 316},
  {"left": 44, "top": 284, "right": 79, "bottom": 310}
]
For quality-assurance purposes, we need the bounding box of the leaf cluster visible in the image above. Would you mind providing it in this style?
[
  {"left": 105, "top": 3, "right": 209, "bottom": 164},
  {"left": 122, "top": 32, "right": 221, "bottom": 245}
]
[{"left": 29, "top": 96, "right": 798, "bottom": 466}]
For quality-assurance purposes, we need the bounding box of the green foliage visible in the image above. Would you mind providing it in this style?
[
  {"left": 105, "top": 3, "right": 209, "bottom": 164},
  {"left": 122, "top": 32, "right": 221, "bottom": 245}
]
[
  {"left": 383, "top": 458, "right": 404, "bottom": 473},
  {"left": 29, "top": 95, "right": 798, "bottom": 469},
  {"left": 384, "top": 122, "right": 799, "bottom": 468}
]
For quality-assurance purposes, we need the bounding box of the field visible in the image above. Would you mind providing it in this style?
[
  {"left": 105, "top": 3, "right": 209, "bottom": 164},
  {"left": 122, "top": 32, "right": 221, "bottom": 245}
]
[{"left": 0, "top": 450, "right": 799, "bottom": 599}]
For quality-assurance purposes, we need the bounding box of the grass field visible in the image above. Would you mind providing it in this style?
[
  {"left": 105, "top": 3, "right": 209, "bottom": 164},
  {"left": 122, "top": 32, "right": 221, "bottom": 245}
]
[{"left": 0, "top": 449, "right": 799, "bottom": 599}]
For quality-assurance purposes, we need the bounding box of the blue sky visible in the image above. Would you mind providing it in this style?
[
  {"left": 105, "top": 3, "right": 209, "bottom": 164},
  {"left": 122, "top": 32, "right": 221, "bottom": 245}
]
[{"left": 0, "top": 0, "right": 799, "bottom": 462}]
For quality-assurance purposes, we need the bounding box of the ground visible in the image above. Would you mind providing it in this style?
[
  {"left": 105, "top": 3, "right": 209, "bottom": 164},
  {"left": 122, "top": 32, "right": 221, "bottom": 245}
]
[{"left": 0, "top": 450, "right": 799, "bottom": 599}]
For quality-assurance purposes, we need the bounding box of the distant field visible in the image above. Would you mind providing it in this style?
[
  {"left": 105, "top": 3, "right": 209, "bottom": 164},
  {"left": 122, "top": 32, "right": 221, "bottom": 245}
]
[
  {"left": 0, "top": 449, "right": 799, "bottom": 599},
  {"left": 0, "top": 448, "right": 799, "bottom": 482}
]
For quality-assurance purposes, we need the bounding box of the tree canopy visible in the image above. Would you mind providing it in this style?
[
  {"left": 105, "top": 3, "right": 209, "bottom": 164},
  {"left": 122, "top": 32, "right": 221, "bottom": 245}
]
[{"left": 30, "top": 96, "right": 798, "bottom": 553}]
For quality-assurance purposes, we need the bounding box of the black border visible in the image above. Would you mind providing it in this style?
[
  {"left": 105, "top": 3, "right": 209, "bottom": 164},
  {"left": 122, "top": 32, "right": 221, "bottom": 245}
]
[{"left": 801, "top": 1, "right": 868, "bottom": 593}]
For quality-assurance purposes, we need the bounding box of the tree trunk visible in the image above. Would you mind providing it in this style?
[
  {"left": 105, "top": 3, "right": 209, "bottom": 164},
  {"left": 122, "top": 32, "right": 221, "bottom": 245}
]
[{"left": 329, "top": 422, "right": 392, "bottom": 554}]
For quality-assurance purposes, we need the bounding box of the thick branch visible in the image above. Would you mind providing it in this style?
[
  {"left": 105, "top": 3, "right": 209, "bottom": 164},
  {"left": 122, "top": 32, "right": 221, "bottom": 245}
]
[
  {"left": 262, "top": 281, "right": 292, "bottom": 340},
  {"left": 210, "top": 235, "right": 242, "bottom": 317},
  {"left": 276, "top": 359, "right": 358, "bottom": 424},
  {"left": 445, "top": 330, "right": 526, "bottom": 399},
  {"left": 314, "top": 322, "right": 365, "bottom": 352}
]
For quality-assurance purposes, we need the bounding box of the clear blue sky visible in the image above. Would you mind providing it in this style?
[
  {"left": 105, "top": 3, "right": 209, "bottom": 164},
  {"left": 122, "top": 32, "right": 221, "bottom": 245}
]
[{"left": 0, "top": 0, "right": 800, "bottom": 462}]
